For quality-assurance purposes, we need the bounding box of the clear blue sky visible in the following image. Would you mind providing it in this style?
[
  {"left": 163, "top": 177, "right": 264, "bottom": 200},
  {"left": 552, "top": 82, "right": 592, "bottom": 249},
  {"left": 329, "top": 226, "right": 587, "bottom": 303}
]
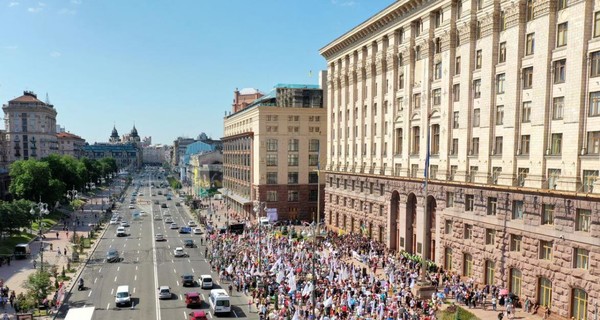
[{"left": 0, "top": 0, "right": 391, "bottom": 145}]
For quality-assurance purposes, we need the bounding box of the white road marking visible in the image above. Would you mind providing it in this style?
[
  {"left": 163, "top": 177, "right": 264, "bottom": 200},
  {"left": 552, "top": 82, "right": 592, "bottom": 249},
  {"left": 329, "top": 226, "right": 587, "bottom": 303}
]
[
  {"left": 133, "top": 287, "right": 136, "bottom": 294},
  {"left": 111, "top": 288, "right": 114, "bottom": 295},
  {"left": 106, "top": 303, "right": 110, "bottom": 310},
  {"left": 232, "top": 310, "right": 238, "bottom": 318},
  {"left": 94, "top": 278, "right": 98, "bottom": 284},
  {"left": 138, "top": 243, "right": 141, "bottom": 246},
  {"left": 134, "top": 275, "right": 137, "bottom": 281},
  {"left": 114, "top": 276, "right": 117, "bottom": 282},
  {"left": 117, "top": 266, "right": 120, "bottom": 272},
  {"left": 174, "top": 268, "right": 177, "bottom": 273},
  {"left": 183, "top": 311, "right": 187, "bottom": 319},
  {"left": 208, "top": 311, "right": 213, "bottom": 319},
  {"left": 179, "top": 294, "right": 183, "bottom": 300},
  {"left": 88, "top": 290, "right": 92, "bottom": 297},
  {"left": 201, "top": 293, "right": 205, "bottom": 300},
  {"left": 191, "top": 268, "right": 195, "bottom": 273},
  {"left": 136, "top": 266, "right": 138, "bottom": 271},
  {"left": 176, "top": 280, "right": 180, "bottom": 286}
]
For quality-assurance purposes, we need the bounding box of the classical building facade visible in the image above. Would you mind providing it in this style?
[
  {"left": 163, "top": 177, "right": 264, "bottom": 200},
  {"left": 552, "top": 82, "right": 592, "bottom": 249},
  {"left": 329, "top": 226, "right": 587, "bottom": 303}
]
[
  {"left": 320, "top": 0, "right": 598, "bottom": 317},
  {"left": 3, "top": 91, "right": 59, "bottom": 161},
  {"left": 82, "top": 126, "right": 142, "bottom": 170},
  {"left": 223, "top": 83, "right": 327, "bottom": 221},
  {"left": 57, "top": 132, "right": 86, "bottom": 158}
]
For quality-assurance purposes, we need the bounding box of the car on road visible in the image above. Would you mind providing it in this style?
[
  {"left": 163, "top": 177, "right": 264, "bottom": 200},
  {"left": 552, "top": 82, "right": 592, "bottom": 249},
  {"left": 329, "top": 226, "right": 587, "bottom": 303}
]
[
  {"left": 164, "top": 217, "right": 173, "bottom": 224},
  {"left": 161, "top": 203, "right": 167, "bottom": 208},
  {"left": 179, "top": 227, "right": 192, "bottom": 234},
  {"left": 175, "top": 202, "right": 181, "bottom": 206},
  {"left": 128, "top": 204, "right": 135, "bottom": 209},
  {"left": 120, "top": 221, "right": 130, "bottom": 227},
  {"left": 170, "top": 223, "right": 179, "bottom": 229},
  {"left": 185, "top": 292, "right": 202, "bottom": 308},
  {"left": 154, "top": 200, "right": 159, "bottom": 205},
  {"left": 187, "top": 221, "right": 197, "bottom": 227},
  {"left": 154, "top": 215, "right": 162, "bottom": 220},
  {"left": 139, "top": 210, "right": 146, "bottom": 216},
  {"left": 188, "top": 311, "right": 208, "bottom": 320},
  {"left": 116, "top": 227, "right": 126, "bottom": 237},
  {"left": 110, "top": 219, "right": 119, "bottom": 225},
  {"left": 158, "top": 286, "right": 171, "bottom": 299},
  {"left": 155, "top": 234, "right": 165, "bottom": 241},
  {"left": 183, "top": 239, "right": 195, "bottom": 248},
  {"left": 163, "top": 211, "right": 171, "bottom": 216},
  {"left": 106, "top": 249, "right": 120, "bottom": 263},
  {"left": 199, "top": 275, "right": 213, "bottom": 289},
  {"left": 181, "top": 274, "right": 195, "bottom": 287},
  {"left": 166, "top": 196, "right": 172, "bottom": 200},
  {"left": 173, "top": 247, "right": 188, "bottom": 257},
  {"left": 193, "top": 228, "right": 203, "bottom": 235}
]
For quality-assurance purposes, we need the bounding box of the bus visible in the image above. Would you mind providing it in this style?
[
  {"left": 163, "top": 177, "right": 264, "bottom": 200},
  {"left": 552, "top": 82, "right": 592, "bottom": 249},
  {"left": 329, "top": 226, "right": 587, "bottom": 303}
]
[{"left": 208, "top": 289, "right": 230, "bottom": 314}]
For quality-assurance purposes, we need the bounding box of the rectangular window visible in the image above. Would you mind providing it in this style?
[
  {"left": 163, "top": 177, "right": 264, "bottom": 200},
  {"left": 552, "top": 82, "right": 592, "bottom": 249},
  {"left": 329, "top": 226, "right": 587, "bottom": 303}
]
[
  {"left": 473, "top": 80, "right": 481, "bottom": 98},
  {"left": 548, "top": 168, "right": 561, "bottom": 190},
  {"left": 265, "top": 190, "right": 278, "bottom": 202},
  {"left": 287, "top": 172, "right": 299, "bottom": 184},
  {"left": 582, "top": 170, "right": 598, "bottom": 192},
  {"left": 451, "top": 138, "right": 459, "bottom": 155},
  {"left": 476, "top": 21, "right": 482, "bottom": 39},
  {"left": 398, "top": 74, "right": 405, "bottom": 89},
  {"left": 447, "top": 192, "right": 455, "bottom": 207},
  {"left": 595, "top": 12, "right": 600, "bottom": 38},
  {"left": 464, "top": 253, "right": 473, "bottom": 277},
  {"left": 576, "top": 209, "right": 591, "bottom": 232},
  {"left": 413, "top": 93, "right": 421, "bottom": 109},
  {"left": 526, "top": 33, "right": 535, "bottom": 55},
  {"left": 557, "top": 0, "right": 567, "bottom": 10},
  {"left": 308, "top": 154, "right": 319, "bottom": 166},
  {"left": 395, "top": 128, "right": 403, "bottom": 154},
  {"left": 432, "top": 89, "right": 441, "bottom": 105},
  {"left": 542, "top": 204, "right": 555, "bottom": 225},
  {"left": 487, "top": 197, "right": 497, "bottom": 215},
  {"left": 499, "top": 11, "right": 506, "bottom": 31},
  {"left": 592, "top": 52, "right": 600, "bottom": 77},
  {"left": 449, "top": 165, "right": 457, "bottom": 181},
  {"left": 476, "top": 50, "right": 482, "bottom": 69},
  {"left": 444, "top": 219, "right": 453, "bottom": 234},
  {"left": 469, "top": 166, "right": 478, "bottom": 182},
  {"left": 455, "top": 56, "right": 461, "bottom": 75},
  {"left": 499, "top": 42, "right": 506, "bottom": 63},
  {"left": 411, "top": 126, "right": 420, "bottom": 155},
  {"left": 590, "top": 92, "right": 600, "bottom": 116},
  {"left": 464, "top": 224, "right": 473, "bottom": 239},
  {"left": 496, "top": 106, "right": 504, "bottom": 125},
  {"left": 466, "top": 195, "right": 474, "bottom": 211},
  {"left": 287, "top": 190, "right": 299, "bottom": 202},
  {"left": 510, "top": 234, "right": 522, "bottom": 252},
  {"left": 457, "top": 0, "right": 462, "bottom": 18},
  {"left": 471, "top": 137, "right": 479, "bottom": 155},
  {"left": 523, "top": 67, "right": 533, "bottom": 88},
  {"left": 518, "top": 168, "right": 529, "bottom": 186},
  {"left": 574, "top": 248, "right": 589, "bottom": 269},
  {"left": 522, "top": 102, "right": 531, "bottom": 122},
  {"left": 453, "top": 111, "right": 459, "bottom": 128},
  {"left": 434, "top": 62, "right": 442, "bottom": 79},
  {"left": 557, "top": 22, "right": 568, "bottom": 47},
  {"left": 431, "top": 124, "right": 440, "bottom": 155},
  {"left": 554, "top": 59, "right": 566, "bottom": 83},
  {"left": 266, "top": 154, "right": 278, "bottom": 166},
  {"left": 453, "top": 84, "right": 460, "bottom": 102},
  {"left": 485, "top": 229, "right": 496, "bottom": 245},
  {"left": 288, "top": 139, "right": 299, "bottom": 152},
  {"left": 266, "top": 139, "right": 278, "bottom": 151},
  {"left": 473, "top": 109, "right": 480, "bottom": 127},
  {"left": 496, "top": 74, "right": 505, "bottom": 94},
  {"left": 540, "top": 240, "right": 553, "bottom": 260},
  {"left": 494, "top": 136, "right": 503, "bottom": 155},
  {"left": 266, "top": 172, "right": 278, "bottom": 184},
  {"left": 410, "top": 164, "right": 419, "bottom": 178},
  {"left": 587, "top": 131, "right": 600, "bottom": 154},
  {"left": 287, "top": 154, "right": 299, "bottom": 166},
  {"left": 552, "top": 97, "right": 564, "bottom": 120},
  {"left": 309, "top": 139, "right": 320, "bottom": 152},
  {"left": 526, "top": 0, "right": 534, "bottom": 21},
  {"left": 308, "top": 172, "right": 318, "bottom": 184},
  {"left": 551, "top": 133, "right": 562, "bottom": 155},
  {"left": 512, "top": 200, "right": 524, "bottom": 219},
  {"left": 492, "top": 167, "right": 501, "bottom": 184}
]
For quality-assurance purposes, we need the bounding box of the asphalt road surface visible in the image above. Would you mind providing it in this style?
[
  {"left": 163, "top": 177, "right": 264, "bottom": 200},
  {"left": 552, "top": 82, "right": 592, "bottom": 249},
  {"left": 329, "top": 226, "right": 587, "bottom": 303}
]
[{"left": 59, "top": 171, "right": 253, "bottom": 320}]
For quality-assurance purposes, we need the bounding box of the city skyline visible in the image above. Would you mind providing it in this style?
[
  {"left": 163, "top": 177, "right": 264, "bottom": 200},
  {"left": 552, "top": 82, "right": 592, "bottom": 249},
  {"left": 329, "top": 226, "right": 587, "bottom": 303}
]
[{"left": 0, "top": 0, "right": 391, "bottom": 145}]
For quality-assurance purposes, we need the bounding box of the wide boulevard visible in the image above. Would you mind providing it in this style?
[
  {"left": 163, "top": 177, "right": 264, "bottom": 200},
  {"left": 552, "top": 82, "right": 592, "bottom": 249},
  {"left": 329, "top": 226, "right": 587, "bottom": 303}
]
[{"left": 59, "top": 170, "right": 252, "bottom": 319}]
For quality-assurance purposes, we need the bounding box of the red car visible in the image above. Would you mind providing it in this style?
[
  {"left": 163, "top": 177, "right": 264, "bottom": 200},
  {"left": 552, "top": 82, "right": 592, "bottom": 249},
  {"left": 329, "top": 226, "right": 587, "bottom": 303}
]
[
  {"left": 189, "top": 310, "right": 207, "bottom": 320},
  {"left": 184, "top": 292, "right": 202, "bottom": 308}
]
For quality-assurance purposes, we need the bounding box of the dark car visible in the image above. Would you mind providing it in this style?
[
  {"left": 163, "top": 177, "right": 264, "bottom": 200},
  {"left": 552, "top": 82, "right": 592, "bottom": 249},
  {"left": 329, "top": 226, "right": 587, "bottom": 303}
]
[
  {"left": 183, "top": 239, "right": 195, "bottom": 248},
  {"left": 161, "top": 203, "right": 167, "bottom": 208},
  {"left": 106, "top": 249, "right": 120, "bottom": 263},
  {"left": 179, "top": 227, "right": 192, "bottom": 234},
  {"left": 181, "top": 274, "right": 195, "bottom": 287}
]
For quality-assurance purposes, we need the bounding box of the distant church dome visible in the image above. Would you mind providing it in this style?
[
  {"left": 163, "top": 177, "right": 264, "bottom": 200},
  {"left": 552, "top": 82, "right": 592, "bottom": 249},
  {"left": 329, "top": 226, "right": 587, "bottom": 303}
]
[
  {"left": 130, "top": 125, "right": 139, "bottom": 138},
  {"left": 111, "top": 126, "right": 119, "bottom": 138}
]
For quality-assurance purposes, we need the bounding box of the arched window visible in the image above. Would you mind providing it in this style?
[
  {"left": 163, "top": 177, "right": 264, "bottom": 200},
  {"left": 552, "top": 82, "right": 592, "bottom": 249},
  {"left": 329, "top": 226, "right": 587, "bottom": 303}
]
[
  {"left": 510, "top": 268, "right": 522, "bottom": 297},
  {"left": 571, "top": 288, "right": 587, "bottom": 320},
  {"left": 538, "top": 277, "right": 552, "bottom": 308}
]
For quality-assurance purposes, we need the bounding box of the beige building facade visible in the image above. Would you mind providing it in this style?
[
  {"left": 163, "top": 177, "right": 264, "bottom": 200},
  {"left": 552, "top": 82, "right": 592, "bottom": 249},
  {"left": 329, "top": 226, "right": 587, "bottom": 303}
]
[
  {"left": 223, "top": 83, "right": 327, "bottom": 221},
  {"left": 57, "top": 132, "right": 86, "bottom": 158},
  {"left": 320, "top": 0, "right": 599, "bottom": 317}
]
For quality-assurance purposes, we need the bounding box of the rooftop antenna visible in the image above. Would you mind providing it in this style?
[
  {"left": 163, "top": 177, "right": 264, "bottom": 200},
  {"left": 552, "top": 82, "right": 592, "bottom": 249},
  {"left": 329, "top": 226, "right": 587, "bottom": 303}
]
[{"left": 45, "top": 93, "right": 50, "bottom": 105}]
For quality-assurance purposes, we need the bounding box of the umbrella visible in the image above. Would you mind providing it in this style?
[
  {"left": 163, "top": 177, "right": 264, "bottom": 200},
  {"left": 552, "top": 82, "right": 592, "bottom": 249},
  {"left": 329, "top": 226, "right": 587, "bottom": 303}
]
[{"left": 499, "top": 289, "right": 509, "bottom": 296}]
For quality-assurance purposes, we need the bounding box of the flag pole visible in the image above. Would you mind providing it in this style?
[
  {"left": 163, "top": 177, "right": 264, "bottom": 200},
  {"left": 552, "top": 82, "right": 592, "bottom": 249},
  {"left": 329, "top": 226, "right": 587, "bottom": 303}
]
[
  {"left": 312, "top": 144, "right": 320, "bottom": 318},
  {"left": 420, "top": 113, "right": 431, "bottom": 283}
]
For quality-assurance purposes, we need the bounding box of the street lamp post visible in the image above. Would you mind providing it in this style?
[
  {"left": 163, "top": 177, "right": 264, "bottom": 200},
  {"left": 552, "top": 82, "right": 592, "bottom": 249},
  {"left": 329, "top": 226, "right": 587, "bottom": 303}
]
[
  {"left": 30, "top": 202, "right": 49, "bottom": 272},
  {"left": 253, "top": 201, "right": 266, "bottom": 275}
]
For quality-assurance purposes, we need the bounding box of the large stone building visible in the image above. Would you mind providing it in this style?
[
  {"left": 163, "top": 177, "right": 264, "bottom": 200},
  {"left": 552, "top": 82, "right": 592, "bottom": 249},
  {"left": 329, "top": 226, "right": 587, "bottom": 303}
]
[
  {"left": 320, "top": 0, "right": 598, "bottom": 317},
  {"left": 222, "top": 83, "right": 327, "bottom": 221},
  {"left": 3, "top": 91, "right": 59, "bottom": 161},
  {"left": 57, "top": 132, "right": 86, "bottom": 158},
  {"left": 82, "top": 126, "right": 142, "bottom": 170}
]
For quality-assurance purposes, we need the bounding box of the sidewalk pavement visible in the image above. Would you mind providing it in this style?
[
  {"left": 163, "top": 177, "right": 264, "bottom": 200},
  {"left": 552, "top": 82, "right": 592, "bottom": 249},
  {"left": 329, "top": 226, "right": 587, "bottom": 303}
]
[{"left": 0, "top": 187, "right": 116, "bottom": 319}]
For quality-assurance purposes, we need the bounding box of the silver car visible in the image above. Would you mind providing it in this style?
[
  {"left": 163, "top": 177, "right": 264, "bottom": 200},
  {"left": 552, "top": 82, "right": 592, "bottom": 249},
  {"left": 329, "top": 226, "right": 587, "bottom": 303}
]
[{"left": 157, "top": 286, "right": 171, "bottom": 299}]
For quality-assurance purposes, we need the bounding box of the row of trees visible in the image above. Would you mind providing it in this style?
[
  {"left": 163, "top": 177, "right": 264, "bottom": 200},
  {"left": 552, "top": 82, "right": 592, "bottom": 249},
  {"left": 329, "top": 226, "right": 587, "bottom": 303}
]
[{"left": 9, "top": 154, "right": 118, "bottom": 205}]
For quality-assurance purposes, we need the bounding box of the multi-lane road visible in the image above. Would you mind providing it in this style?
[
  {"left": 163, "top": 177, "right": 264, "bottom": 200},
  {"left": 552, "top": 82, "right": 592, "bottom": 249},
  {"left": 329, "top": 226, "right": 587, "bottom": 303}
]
[{"left": 61, "top": 173, "right": 252, "bottom": 319}]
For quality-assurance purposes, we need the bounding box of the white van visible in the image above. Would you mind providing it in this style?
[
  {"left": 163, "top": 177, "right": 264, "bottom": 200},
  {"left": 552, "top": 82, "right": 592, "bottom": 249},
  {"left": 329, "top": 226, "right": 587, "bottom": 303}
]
[
  {"left": 208, "top": 289, "right": 230, "bottom": 314},
  {"left": 259, "top": 217, "right": 270, "bottom": 227},
  {"left": 200, "top": 274, "right": 213, "bottom": 289},
  {"left": 115, "top": 285, "right": 131, "bottom": 307},
  {"left": 116, "top": 227, "right": 126, "bottom": 237}
]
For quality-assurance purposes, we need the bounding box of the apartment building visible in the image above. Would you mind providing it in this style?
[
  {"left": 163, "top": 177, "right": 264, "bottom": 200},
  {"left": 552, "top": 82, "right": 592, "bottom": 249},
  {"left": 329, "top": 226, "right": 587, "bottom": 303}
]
[
  {"left": 222, "top": 83, "right": 327, "bottom": 221},
  {"left": 320, "top": 0, "right": 598, "bottom": 317}
]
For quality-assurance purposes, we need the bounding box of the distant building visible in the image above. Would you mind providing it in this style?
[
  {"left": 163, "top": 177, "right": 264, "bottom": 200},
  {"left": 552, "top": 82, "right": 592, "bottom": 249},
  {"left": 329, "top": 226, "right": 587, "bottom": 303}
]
[
  {"left": 223, "top": 83, "right": 327, "bottom": 220},
  {"left": 83, "top": 126, "right": 142, "bottom": 170},
  {"left": 56, "top": 132, "right": 86, "bottom": 158},
  {"left": 232, "top": 88, "right": 263, "bottom": 113},
  {"left": 188, "top": 151, "right": 223, "bottom": 198},
  {"left": 172, "top": 137, "right": 196, "bottom": 168},
  {"left": 142, "top": 144, "right": 170, "bottom": 165},
  {"left": 3, "top": 91, "right": 58, "bottom": 161}
]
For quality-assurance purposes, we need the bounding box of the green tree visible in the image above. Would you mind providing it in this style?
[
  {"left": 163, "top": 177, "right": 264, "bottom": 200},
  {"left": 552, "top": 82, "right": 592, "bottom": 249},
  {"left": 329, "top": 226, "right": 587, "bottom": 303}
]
[
  {"left": 23, "top": 271, "right": 52, "bottom": 304},
  {"left": 9, "top": 160, "right": 52, "bottom": 201}
]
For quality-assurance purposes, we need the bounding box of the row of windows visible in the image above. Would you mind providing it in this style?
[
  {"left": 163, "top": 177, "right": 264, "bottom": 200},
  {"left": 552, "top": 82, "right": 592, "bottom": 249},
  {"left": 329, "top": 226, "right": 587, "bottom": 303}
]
[
  {"left": 264, "top": 115, "right": 321, "bottom": 122},
  {"left": 446, "top": 249, "right": 588, "bottom": 319},
  {"left": 266, "top": 172, "right": 319, "bottom": 185},
  {"left": 265, "top": 154, "right": 319, "bottom": 167},
  {"left": 265, "top": 189, "right": 319, "bottom": 202},
  {"left": 266, "top": 139, "right": 320, "bottom": 152}
]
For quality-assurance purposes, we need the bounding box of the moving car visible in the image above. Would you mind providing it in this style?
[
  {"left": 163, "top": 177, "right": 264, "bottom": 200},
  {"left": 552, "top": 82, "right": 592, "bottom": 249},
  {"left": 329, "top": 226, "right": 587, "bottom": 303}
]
[
  {"left": 165, "top": 218, "right": 174, "bottom": 224},
  {"left": 170, "top": 223, "right": 179, "bottom": 229},
  {"left": 185, "top": 293, "right": 202, "bottom": 308},
  {"left": 116, "top": 227, "right": 126, "bottom": 237},
  {"left": 110, "top": 219, "right": 119, "bottom": 225},
  {"left": 183, "top": 239, "right": 195, "bottom": 248},
  {"left": 188, "top": 311, "right": 208, "bottom": 320},
  {"left": 179, "top": 227, "right": 192, "bottom": 234},
  {"left": 158, "top": 286, "right": 171, "bottom": 299},
  {"left": 175, "top": 202, "right": 181, "bottom": 206},
  {"left": 193, "top": 228, "right": 203, "bottom": 235},
  {"left": 181, "top": 274, "right": 195, "bottom": 287},
  {"left": 187, "top": 221, "right": 197, "bottom": 227},
  {"left": 154, "top": 200, "right": 159, "bottom": 205},
  {"left": 115, "top": 285, "right": 131, "bottom": 307},
  {"left": 154, "top": 215, "right": 162, "bottom": 220},
  {"left": 173, "top": 247, "right": 187, "bottom": 257},
  {"left": 106, "top": 249, "right": 119, "bottom": 263},
  {"left": 161, "top": 203, "right": 167, "bottom": 208},
  {"left": 14, "top": 244, "right": 31, "bottom": 259},
  {"left": 120, "top": 221, "right": 130, "bottom": 227},
  {"left": 128, "top": 204, "right": 135, "bottom": 209},
  {"left": 155, "top": 234, "right": 165, "bottom": 241},
  {"left": 199, "top": 275, "right": 213, "bottom": 289}
]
